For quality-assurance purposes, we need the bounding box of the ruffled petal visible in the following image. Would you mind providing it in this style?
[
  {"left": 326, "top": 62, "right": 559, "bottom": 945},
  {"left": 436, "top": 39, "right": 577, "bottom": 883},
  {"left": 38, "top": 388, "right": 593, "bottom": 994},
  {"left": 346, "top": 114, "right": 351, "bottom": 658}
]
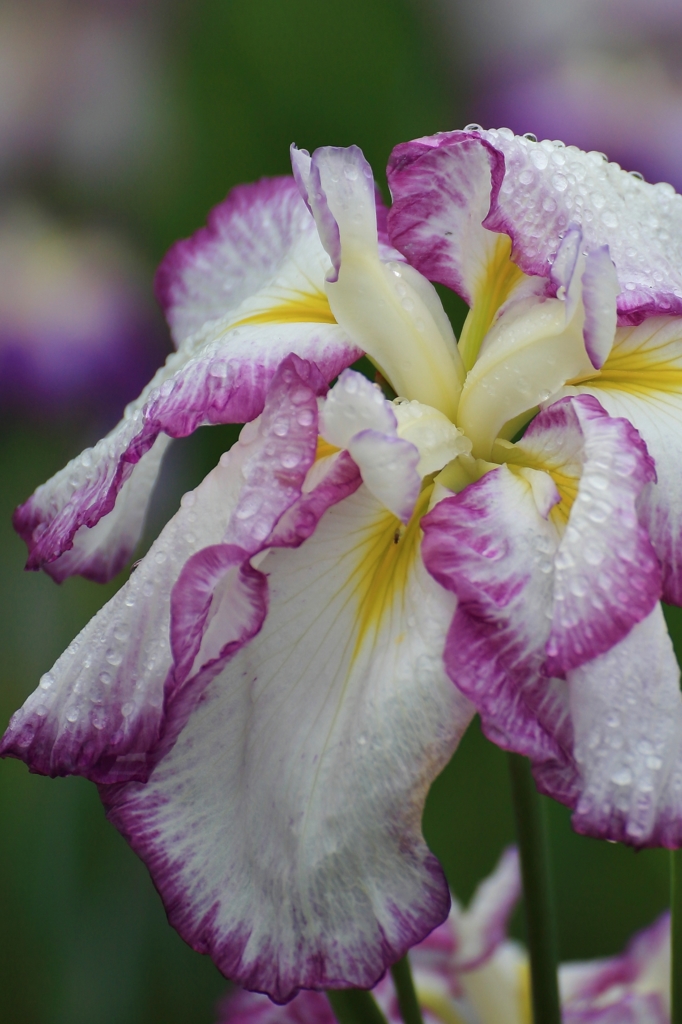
[
  {"left": 35, "top": 433, "right": 173, "bottom": 584},
  {"left": 422, "top": 395, "right": 679, "bottom": 845},
  {"left": 387, "top": 133, "right": 509, "bottom": 306},
  {"left": 422, "top": 468, "right": 576, "bottom": 803},
  {"left": 18, "top": 178, "right": 358, "bottom": 582},
  {"left": 569, "top": 605, "right": 682, "bottom": 847},
  {"left": 388, "top": 128, "right": 682, "bottom": 324},
  {"left": 559, "top": 314, "right": 682, "bottom": 605},
  {"left": 516, "top": 396, "right": 660, "bottom": 675},
  {"left": 1, "top": 356, "right": 326, "bottom": 783},
  {"left": 102, "top": 483, "right": 473, "bottom": 1001}
]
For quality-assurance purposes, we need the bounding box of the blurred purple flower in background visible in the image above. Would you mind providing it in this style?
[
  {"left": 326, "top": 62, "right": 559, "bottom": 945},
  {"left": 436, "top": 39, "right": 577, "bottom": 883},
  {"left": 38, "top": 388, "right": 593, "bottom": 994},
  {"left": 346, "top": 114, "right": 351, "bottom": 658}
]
[
  {"left": 0, "top": 204, "right": 168, "bottom": 422},
  {"left": 428, "top": 0, "right": 682, "bottom": 189},
  {"left": 0, "top": 0, "right": 169, "bottom": 189},
  {"left": 0, "top": 0, "right": 173, "bottom": 424}
]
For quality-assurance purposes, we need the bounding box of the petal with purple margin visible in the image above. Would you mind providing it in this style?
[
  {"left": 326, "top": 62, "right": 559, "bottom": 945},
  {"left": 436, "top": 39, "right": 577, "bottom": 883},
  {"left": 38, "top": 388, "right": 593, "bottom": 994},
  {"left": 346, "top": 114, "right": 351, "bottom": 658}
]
[
  {"left": 515, "top": 396, "right": 660, "bottom": 675},
  {"left": 422, "top": 469, "right": 576, "bottom": 805},
  {"left": 1, "top": 356, "right": 325, "bottom": 783},
  {"left": 423, "top": 396, "right": 682, "bottom": 846},
  {"left": 556, "top": 314, "right": 682, "bottom": 605},
  {"left": 388, "top": 128, "right": 682, "bottom": 324},
  {"left": 17, "top": 178, "right": 357, "bottom": 582},
  {"left": 561, "top": 912, "right": 669, "bottom": 1022},
  {"left": 569, "top": 604, "right": 682, "bottom": 847},
  {"left": 39, "top": 433, "right": 173, "bottom": 584},
  {"left": 102, "top": 482, "right": 473, "bottom": 1001}
]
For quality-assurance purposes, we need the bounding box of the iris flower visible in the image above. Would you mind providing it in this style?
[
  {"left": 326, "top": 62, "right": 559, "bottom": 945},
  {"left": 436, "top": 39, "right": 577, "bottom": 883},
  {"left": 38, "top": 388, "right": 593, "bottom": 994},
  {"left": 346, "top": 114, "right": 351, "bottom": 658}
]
[
  {"left": 217, "top": 849, "right": 671, "bottom": 1024},
  {"left": 3, "top": 128, "right": 682, "bottom": 999}
]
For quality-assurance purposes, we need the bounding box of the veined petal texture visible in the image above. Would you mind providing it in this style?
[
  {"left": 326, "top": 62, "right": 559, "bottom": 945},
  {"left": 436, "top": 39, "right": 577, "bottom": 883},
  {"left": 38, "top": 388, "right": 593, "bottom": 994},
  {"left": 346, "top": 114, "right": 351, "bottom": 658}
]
[
  {"left": 388, "top": 128, "right": 682, "bottom": 324},
  {"left": 16, "top": 177, "right": 357, "bottom": 582},
  {"left": 102, "top": 479, "right": 472, "bottom": 1000},
  {"left": 422, "top": 395, "right": 682, "bottom": 846},
  {"left": 1, "top": 356, "right": 326, "bottom": 782}
]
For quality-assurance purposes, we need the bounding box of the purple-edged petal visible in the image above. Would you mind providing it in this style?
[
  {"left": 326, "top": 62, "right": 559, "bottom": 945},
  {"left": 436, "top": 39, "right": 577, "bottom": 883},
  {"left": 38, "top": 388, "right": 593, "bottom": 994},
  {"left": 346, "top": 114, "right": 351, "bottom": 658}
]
[
  {"left": 1, "top": 356, "right": 324, "bottom": 783},
  {"left": 388, "top": 128, "right": 682, "bottom": 324},
  {"left": 569, "top": 604, "right": 682, "bottom": 847},
  {"left": 2, "top": 440, "right": 251, "bottom": 781},
  {"left": 387, "top": 133, "right": 509, "bottom": 307},
  {"left": 157, "top": 177, "right": 328, "bottom": 347},
  {"left": 422, "top": 395, "right": 675, "bottom": 842},
  {"left": 35, "top": 433, "right": 173, "bottom": 584},
  {"left": 516, "top": 396, "right": 660, "bottom": 675},
  {"left": 558, "top": 314, "right": 682, "bottom": 605},
  {"left": 217, "top": 988, "right": 335, "bottom": 1024},
  {"left": 102, "top": 482, "right": 473, "bottom": 1001},
  {"left": 18, "top": 179, "right": 357, "bottom": 582},
  {"left": 422, "top": 469, "right": 576, "bottom": 802},
  {"left": 561, "top": 912, "right": 669, "bottom": 1022}
]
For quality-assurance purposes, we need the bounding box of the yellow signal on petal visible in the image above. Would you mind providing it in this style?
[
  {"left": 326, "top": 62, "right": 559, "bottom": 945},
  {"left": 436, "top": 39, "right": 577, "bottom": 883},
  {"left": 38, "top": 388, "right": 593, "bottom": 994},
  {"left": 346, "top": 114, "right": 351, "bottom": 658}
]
[
  {"left": 351, "top": 485, "right": 433, "bottom": 658},
  {"left": 590, "top": 340, "right": 682, "bottom": 395},
  {"left": 233, "top": 288, "right": 336, "bottom": 327},
  {"left": 458, "top": 234, "right": 525, "bottom": 372}
]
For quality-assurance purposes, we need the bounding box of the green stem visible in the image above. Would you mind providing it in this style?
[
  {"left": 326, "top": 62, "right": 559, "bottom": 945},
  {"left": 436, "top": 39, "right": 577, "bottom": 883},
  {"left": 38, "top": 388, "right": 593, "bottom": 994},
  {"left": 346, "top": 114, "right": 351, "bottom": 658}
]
[
  {"left": 327, "top": 989, "right": 389, "bottom": 1024},
  {"left": 507, "top": 753, "right": 562, "bottom": 1024},
  {"left": 390, "top": 956, "right": 424, "bottom": 1024},
  {"left": 672, "top": 848, "right": 682, "bottom": 1024}
]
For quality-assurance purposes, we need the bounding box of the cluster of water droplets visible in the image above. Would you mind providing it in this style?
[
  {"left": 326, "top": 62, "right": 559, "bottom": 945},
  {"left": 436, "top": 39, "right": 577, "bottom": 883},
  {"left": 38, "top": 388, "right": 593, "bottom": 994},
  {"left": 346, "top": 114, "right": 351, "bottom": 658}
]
[
  {"left": 466, "top": 126, "right": 682, "bottom": 310},
  {"left": 571, "top": 613, "right": 682, "bottom": 843}
]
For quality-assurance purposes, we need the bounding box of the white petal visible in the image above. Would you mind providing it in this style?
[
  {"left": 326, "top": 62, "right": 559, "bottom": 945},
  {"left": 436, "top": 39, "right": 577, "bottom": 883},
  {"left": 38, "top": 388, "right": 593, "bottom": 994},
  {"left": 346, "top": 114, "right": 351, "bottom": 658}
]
[{"left": 105, "top": 484, "right": 474, "bottom": 1000}]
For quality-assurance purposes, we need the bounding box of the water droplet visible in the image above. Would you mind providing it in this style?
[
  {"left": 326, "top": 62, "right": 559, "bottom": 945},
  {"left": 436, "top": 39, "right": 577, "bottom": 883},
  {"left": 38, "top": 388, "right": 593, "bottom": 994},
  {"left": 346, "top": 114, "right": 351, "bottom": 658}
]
[
  {"left": 523, "top": 132, "right": 537, "bottom": 143},
  {"left": 611, "top": 768, "right": 632, "bottom": 786},
  {"left": 464, "top": 123, "right": 482, "bottom": 132},
  {"left": 273, "top": 419, "right": 289, "bottom": 437},
  {"left": 297, "top": 409, "right": 314, "bottom": 427},
  {"left": 281, "top": 450, "right": 301, "bottom": 468},
  {"left": 66, "top": 708, "right": 79, "bottom": 724}
]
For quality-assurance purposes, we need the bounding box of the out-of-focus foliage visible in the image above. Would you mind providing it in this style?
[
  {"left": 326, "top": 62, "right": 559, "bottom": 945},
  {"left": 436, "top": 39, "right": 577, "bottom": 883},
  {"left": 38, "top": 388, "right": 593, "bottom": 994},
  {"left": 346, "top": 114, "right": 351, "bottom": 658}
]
[{"left": 0, "top": 1, "right": 678, "bottom": 1022}]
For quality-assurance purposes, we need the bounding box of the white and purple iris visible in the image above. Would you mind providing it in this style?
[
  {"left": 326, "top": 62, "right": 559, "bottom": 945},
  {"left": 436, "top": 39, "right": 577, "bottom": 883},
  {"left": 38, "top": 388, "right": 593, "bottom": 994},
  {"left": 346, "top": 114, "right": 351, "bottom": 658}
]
[
  {"left": 217, "top": 849, "right": 671, "bottom": 1024},
  {"left": 4, "top": 127, "right": 682, "bottom": 1000}
]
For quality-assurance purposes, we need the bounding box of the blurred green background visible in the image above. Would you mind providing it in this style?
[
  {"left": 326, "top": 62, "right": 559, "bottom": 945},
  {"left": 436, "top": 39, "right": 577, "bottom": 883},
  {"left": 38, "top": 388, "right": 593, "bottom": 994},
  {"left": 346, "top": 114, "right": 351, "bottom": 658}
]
[{"left": 0, "top": 1, "right": 679, "bottom": 1021}]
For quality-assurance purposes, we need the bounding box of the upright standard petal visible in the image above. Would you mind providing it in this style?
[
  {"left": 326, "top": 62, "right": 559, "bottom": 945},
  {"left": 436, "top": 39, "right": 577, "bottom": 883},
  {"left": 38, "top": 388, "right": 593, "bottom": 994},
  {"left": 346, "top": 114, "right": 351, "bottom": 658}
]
[
  {"left": 16, "top": 177, "right": 357, "bottom": 582},
  {"left": 295, "top": 144, "right": 464, "bottom": 417},
  {"left": 1, "top": 356, "right": 326, "bottom": 783},
  {"left": 388, "top": 127, "right": 682, "bottom": 324},
  {"left": 103, "top": 479, "right": 473, "bottom": 1001}
]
